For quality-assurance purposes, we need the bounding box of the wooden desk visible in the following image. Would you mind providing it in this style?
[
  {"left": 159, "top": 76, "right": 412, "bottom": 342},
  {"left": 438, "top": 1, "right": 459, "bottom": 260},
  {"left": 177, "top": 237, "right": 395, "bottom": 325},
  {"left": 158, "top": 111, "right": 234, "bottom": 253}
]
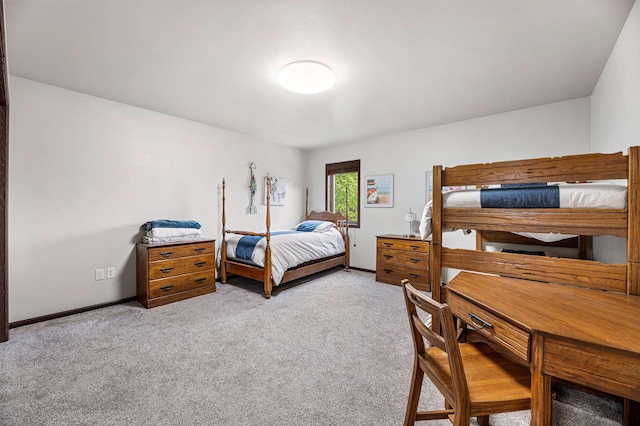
[{"left": 446, "top": 272, "right": 640, "bottom": 426}]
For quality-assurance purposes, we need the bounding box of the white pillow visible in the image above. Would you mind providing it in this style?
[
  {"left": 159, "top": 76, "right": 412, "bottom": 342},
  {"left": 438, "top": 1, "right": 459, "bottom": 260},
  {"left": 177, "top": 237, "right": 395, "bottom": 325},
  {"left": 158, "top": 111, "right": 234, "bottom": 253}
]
[{"left": 295, "top": 220, "right": 335, "bottom": 233}]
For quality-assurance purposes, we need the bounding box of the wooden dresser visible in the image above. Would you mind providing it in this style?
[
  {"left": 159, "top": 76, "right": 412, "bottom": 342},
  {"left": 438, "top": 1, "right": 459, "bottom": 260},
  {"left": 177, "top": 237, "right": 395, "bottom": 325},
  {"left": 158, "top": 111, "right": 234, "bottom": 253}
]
[
  {"left": 136, "top": 239, "right": 216, "bottom": 308},
  {"left": 376, "top": 234, "right": 430, "bottom": 291}
]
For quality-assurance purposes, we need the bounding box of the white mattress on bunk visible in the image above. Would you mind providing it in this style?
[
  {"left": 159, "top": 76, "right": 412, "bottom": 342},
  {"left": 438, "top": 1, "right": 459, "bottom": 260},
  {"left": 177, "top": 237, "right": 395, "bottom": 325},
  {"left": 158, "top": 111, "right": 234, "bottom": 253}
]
[
  {"left": 419, "top": 183, "right": 627, "bottom": 242},
  {"left": 225, "top": 227, "right": 345, "bottom": 285}
]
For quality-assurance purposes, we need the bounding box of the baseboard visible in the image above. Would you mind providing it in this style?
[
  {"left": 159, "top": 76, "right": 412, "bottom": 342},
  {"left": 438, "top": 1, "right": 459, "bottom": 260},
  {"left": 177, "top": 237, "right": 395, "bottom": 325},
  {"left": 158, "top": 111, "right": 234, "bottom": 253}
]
[
  {"left": 9, "top": 296, "right": 138, "bottom": 329},
  {"left": 348, "top": 266, "right": 375, "bottom": 274}
]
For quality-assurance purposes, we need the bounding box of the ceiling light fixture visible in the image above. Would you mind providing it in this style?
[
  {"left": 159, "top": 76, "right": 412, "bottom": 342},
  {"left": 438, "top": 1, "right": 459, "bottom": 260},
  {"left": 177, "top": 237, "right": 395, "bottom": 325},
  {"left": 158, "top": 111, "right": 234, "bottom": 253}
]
[{"left": 278, "top": 61, "right": 336, "bottom": 94}]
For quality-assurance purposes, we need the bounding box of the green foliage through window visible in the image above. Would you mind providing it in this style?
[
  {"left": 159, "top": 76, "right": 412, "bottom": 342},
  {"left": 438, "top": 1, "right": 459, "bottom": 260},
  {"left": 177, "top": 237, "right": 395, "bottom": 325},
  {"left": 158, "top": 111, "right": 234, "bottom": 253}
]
[
  {"left": 326, "top": 160, "right": 360, "bottom": 228},
  {"left": 333, "top": 172, "right": 358, "bottom": 223}
]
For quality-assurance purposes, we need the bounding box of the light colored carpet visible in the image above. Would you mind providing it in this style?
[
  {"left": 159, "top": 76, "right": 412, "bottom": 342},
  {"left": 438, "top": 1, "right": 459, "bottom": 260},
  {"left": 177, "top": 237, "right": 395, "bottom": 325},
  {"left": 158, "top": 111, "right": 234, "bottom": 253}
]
[{"left": 0, "top": 269, "right": 623, "bottom": 425}]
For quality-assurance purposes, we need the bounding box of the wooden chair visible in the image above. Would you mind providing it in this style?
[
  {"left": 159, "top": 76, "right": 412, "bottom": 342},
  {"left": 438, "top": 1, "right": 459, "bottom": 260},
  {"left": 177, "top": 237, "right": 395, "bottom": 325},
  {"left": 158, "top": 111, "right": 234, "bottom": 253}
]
[{"left": 401, "top": 280, "right": 531, "bottom": 426}]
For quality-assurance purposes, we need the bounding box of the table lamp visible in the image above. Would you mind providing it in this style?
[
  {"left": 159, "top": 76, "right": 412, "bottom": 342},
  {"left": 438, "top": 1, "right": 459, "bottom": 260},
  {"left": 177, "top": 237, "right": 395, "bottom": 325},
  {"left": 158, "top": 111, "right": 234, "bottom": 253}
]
[{"left": 404, "top": 208, "right": 416, "bottom": 238}]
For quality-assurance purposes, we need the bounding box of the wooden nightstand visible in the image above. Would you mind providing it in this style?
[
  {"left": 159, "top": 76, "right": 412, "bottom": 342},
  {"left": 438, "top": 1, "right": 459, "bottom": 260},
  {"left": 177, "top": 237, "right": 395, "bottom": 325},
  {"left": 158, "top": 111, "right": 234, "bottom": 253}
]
[
  {"left": 136, "top": 239, "right": 216, "bottom": 308},
  {"left": 376, "top": 234, "right": 430, "bottom": 291}
]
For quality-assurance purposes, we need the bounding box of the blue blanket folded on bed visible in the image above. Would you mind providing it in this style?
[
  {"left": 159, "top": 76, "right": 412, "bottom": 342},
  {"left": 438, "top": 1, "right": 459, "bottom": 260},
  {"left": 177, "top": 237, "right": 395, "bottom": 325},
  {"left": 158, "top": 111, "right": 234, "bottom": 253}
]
[
  {"left": 236, "top": 231, "right": 299, "bottom": 260},
  {"left": 141, "top": 219, "right": 201, "bottom": 231},
  {"left": 480, "top": 186, "right": 560, "bottom": 208}
]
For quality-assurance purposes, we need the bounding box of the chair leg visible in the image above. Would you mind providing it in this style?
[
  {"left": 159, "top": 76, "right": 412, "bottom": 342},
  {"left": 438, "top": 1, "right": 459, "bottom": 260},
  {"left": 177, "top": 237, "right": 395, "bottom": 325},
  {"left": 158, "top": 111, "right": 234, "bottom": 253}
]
[
  {"left": 477, "top": 415, "right": 490, "bottom": 426},
  {"left": 403, "top": 361, "right": 424, "bottom": 426}
]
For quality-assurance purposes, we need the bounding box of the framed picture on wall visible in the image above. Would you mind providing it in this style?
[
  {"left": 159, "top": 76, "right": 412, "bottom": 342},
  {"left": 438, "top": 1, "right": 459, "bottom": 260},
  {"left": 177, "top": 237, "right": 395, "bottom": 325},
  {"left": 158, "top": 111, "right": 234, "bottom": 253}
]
[
  {"left": 365, "top": 175, "right": 394, "bottom": 208},
  {"left": 264, "top": 176, "right": 287, "bottom": 206}
]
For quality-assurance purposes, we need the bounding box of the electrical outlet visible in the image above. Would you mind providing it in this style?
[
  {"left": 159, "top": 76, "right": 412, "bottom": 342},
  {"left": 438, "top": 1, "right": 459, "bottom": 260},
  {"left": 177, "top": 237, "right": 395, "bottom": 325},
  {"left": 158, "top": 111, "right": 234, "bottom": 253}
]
[
  {"left": 106, "top": 267, "right": 115, "bottom": 279},
  {"left": 95, "top": 268, "right": 105, "bottom": 281}
]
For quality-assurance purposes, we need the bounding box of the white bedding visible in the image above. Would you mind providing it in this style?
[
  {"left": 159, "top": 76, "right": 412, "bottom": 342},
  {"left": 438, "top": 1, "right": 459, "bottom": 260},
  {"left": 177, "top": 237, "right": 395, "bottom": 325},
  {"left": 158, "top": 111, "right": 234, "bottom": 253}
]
[
  {"left": 225, "top": 227, "right": 346, "bottom": 285},
  {"left": 419, "top": 183, "right": 627, "bottom": 241}
]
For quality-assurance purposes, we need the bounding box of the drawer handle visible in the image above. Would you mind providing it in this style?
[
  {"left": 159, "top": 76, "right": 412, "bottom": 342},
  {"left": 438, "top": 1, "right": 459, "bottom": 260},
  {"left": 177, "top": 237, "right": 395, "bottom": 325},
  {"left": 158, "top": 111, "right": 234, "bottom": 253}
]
[
  {"left": 384, "top": 255, "right": 393, "bottom": 259},
  {"left": 160, "top": 251, "right": 174, "bottom": 257},
  {"left": 194, "top": 247, "right": 206, "bottom": 253},
  {"left": 195, "top": 261, "right": 207, "bottom": 267},
  {"left": 194, "top": 277, "right": 207, "bottom": 284},
  {"left": 409, "top": 258, "right": 420, "bottom": 263},
  {"left": 383, "top": 269, "right": 393, "bottom": 274},
  {"left": 468, "top": 312, "right": 493, "bottom": 330},
  {"left": 160, "top": 267, "right": 174, "bottom": 273},
  {"left": 410, "top": 245, "right": 421, "bottom": 250},
  {"left": 160, "top": 285, "right": 173, "bottom": 292},
  {"left": 384, "top": 243, "right": 394, "bottom": 247},
  {"left": 409, "top": 273, "right": 420, "bottom": 279}
]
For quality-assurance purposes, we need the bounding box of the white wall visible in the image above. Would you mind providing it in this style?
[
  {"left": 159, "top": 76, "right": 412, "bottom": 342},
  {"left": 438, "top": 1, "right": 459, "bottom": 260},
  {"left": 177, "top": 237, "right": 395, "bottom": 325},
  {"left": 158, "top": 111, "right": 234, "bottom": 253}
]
[
  {"left": 591, "top": 0, "right": 640, "bottom": 263},
  {"left": 308, "top": 98, "right": 592, "bottom": 271},
  {"left": 8, "top": 77, "right": 307, "bottom": 322}
]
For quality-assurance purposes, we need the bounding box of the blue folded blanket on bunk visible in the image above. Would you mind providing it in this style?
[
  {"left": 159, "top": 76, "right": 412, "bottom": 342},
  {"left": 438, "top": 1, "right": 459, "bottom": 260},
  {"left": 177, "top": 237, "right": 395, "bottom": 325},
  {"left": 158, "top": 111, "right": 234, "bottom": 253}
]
[
  {"left": 480, "top": 185, "right": 560, "bottom": 208},
  {"left": 236, "top": 231, "right": 299, "bottom": 260},
  {"left": 141, "top": 219, "right": 201, "bottom": 231}
]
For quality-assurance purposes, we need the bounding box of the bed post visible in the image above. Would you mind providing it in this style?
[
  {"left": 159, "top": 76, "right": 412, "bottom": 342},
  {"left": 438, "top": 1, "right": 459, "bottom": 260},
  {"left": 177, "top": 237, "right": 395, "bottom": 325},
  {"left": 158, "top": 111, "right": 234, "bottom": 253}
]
[
  {"left": 263, "top": 175, "right": 273, "bottom": 298},
  {"left": 430, "top": 165, "right": 443, "bottom": 333},
  {"left": 627, "top": 145, "right": 640, "bottom": 296},
  {"left": 221, "top": 178, "right": 228, "bottom": 283},
  {"left": 344, "top": 187, "right": 350, "bottom": 269},
  {"left": 305, "top": 187, "right": 309, "bottom": 220}
]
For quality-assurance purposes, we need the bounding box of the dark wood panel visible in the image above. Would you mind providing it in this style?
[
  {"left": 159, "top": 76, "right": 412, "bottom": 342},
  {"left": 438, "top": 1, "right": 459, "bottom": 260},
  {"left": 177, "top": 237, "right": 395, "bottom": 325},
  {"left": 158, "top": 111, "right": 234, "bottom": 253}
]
[{"left": 0, "top": 0, "right": 7, "bottom": 342}]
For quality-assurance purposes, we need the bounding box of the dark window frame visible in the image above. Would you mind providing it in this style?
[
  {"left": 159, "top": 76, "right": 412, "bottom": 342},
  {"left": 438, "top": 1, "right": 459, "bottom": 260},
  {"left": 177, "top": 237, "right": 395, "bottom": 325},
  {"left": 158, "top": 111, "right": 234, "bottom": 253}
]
[{"left": 325, "top": 160, "right": 361, "bottom": 228}]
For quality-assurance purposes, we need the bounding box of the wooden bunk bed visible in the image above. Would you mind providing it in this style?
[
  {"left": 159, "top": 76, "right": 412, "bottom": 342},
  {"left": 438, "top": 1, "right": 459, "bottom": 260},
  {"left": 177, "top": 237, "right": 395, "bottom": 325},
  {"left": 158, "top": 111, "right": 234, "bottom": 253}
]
[
  {"left": 220, "top": 177, "right": 350, "bottom": 298},
  {"left": 427, "top": 146, "right": 640, "bottom": 424}
]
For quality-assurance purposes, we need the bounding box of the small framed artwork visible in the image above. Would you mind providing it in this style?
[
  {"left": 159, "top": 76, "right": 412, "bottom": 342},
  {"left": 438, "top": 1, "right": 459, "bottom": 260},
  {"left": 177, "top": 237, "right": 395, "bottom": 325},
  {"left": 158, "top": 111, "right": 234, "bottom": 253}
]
[
  {"left": 365, "top": 175, "right": 394, "bottom": 208},
  {"left": 264, "top": 176, "right": 287, "bottom": 206}
]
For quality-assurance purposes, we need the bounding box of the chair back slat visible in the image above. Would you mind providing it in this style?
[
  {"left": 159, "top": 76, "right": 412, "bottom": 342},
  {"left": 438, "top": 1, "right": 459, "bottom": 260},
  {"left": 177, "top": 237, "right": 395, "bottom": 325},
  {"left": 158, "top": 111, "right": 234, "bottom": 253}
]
[{"left": 402, "top": 280, "right": 469, "bottom": 405}]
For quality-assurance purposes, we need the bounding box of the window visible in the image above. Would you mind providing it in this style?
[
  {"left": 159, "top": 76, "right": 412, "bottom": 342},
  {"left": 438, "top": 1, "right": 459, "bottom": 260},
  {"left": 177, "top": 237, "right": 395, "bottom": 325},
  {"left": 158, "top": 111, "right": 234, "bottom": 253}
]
[{"left": 326, "top": 160, "right": 360, "bottom": 228}]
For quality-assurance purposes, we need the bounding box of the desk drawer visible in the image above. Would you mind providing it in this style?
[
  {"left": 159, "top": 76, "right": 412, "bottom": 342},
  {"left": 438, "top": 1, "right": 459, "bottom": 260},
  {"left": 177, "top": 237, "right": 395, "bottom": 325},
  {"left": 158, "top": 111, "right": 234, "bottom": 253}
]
[{"left": 448, "top": 291, "right": 529, "bottom": 363}]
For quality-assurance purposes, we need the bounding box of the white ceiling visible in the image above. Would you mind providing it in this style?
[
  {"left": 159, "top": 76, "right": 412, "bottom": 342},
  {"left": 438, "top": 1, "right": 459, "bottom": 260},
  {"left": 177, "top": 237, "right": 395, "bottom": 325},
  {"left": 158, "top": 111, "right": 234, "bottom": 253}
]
[{"left": 5, "top": 0, "right": 635, "bottom": 150}]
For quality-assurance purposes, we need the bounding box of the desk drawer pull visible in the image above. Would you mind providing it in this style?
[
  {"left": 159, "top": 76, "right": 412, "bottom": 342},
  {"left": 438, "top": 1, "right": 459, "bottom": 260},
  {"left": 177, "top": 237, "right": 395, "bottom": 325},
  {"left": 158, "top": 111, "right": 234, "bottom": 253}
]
[
  {"left": 384, "top": 242, "right": 394, "bottom": 247},
  {"left": 194, "top": 261, "right": 207, "bottom": 267},
  {"left": 160, "top": 251, "right": 174, "bottom": 258},
  {"left": 384, "top": 255, "right": 393, "bottom": 259},
  {"left": 409, "top": 273, "right": 421, "bottom": 279},
  {"left": 468, "top": 312, "right": 493, "bottom": 329},
  {"left": 160, "top": 285, "right": 173, "bottom": 292},
  {"left": 409, "top": 258, "right": 420, "bottom": 263},
  {"left": 160, "top": 267, "right": 174, "bottom": 273},
  {"left": 383, "top": 269, "right": 394, "bottom": 274},
  {"left": 194, "top": 277, "right": 207, "bottom": 284},
  {"left": 410, "top": 245, "right": 421, "bottom": 250},
  {"left": 194, "top": 247, "right": 206, "bottom": 253}
]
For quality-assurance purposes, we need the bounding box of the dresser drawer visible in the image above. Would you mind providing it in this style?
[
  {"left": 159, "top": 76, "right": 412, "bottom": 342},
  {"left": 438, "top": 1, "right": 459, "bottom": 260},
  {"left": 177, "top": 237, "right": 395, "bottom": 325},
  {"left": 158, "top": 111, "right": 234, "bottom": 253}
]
[
  {"left": 149, "top": 270, "right": 215, "bottom": 298},
  {"left": 447, "top": 291, "right": 529, "bottom": 363},
  {"left": 376, "top": 262, "right": 429, "bottom": 285},
  {"left": 377, "top": 238, "right": 429, "bottom": 253},
  {"left": 148, "top": 254, "right": 214, "bottom": 280},
  {"left": 148, "top": 242, "right": 214, "bottom": 261},
  {"left": 377, "top": 249, "right": 429, "bottom": 268}
]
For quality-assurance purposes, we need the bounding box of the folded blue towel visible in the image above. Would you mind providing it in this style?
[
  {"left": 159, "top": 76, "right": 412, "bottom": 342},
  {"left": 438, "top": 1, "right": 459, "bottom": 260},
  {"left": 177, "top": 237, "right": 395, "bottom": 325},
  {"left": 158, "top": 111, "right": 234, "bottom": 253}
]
[{"left": 141, "top": 219, "right": 201, "bottom": 231}]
